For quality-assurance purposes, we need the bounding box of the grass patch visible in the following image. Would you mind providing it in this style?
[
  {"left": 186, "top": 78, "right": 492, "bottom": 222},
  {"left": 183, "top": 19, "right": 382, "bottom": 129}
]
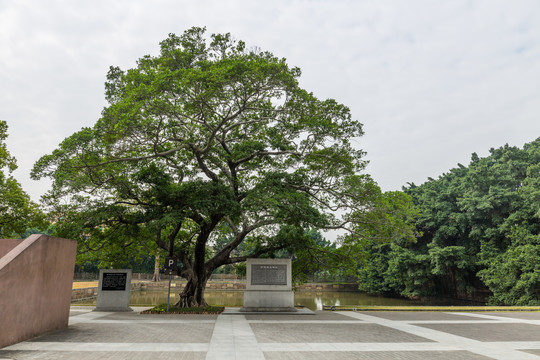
[{"left": 141, "top": 303, "right": 225, "bottom": 314}]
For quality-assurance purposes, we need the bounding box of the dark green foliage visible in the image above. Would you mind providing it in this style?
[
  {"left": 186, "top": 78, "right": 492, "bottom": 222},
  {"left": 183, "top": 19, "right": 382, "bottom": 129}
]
[
  {"left": 478, "top": 226, "right": 539, "bottom": 305},
  {"left": 350, "top": 190, "right": 423, "bottom": 296},
  {"left": 360, "top": 139, "right": 540, "bottom": 305}
]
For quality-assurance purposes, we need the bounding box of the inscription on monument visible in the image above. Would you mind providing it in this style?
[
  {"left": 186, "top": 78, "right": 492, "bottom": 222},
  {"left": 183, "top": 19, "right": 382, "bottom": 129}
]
[
  {"left": 101, "top": 272, "right": 127, "bottom": 291},
  {"left": 251, "top": 264, "right": 287, "bottom": 285}
]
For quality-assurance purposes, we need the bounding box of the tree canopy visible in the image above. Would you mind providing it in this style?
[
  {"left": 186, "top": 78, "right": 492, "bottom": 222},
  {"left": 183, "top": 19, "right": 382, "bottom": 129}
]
[
  {"left": 358, "top": 139, "right": 540, "bottom": 305},
  {"left": 0, "top": 120, "right": 44, "bottom": 238},
  {"left": 31, "top": 27, "right": 406, "bottom": 306}
]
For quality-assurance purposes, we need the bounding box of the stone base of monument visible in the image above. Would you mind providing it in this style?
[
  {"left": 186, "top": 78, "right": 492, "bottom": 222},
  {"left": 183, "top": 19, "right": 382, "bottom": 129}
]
[
  {"left": 94, "top": 269, "right": 133, "bottom": 312},
  {"left": 224, "top": 307, "right": 314, "bottom": 315},
  {"left": 239, "top": 258, "right": 300, "bottom": 313},
  {"left": 240, "top": 290, "right": 296, "bottom": 312}
]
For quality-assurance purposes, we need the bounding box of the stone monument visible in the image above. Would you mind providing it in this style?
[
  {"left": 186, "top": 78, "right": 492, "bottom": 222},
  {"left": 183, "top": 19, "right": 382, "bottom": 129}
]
[
  {"left": 240, "top": 258, "right": 296, "bottom": 312},
  {"left": 95, "top": 269, "right": 133, "bottom": 312}
]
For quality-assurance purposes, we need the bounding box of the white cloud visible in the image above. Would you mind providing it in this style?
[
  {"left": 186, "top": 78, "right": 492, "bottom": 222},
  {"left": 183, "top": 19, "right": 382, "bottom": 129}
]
[{"left": 1, "top": 0, "right": 540, "bottom": 200}]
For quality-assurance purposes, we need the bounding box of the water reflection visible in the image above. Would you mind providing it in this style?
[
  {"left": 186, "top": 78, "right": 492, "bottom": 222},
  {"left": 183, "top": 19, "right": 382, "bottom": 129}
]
[
  {"left": 73, "top": 290, "right": 420, "bottom": 310},
  {"left": 294, "top": 291, "right": 419, "bottom": 310}
]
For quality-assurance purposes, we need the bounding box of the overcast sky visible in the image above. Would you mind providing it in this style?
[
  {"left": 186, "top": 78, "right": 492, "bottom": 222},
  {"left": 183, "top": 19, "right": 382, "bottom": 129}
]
[{"left": 1, "top": 0, "right": 540, "bottom": 202}]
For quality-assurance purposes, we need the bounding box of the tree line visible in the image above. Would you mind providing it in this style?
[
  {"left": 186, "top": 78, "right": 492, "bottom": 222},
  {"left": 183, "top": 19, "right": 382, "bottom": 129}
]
[{"left": 358, "top": 139, "right": 540, "bottom": 306}]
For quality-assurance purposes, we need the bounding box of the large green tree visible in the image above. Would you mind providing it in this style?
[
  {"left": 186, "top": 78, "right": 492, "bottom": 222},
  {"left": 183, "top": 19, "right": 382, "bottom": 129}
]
[
  {"left": 0, "top": 120, "right": 44, "bottom": 237},
  {"left": 32, "top": 27, "right": 393, "bottom": 307}
]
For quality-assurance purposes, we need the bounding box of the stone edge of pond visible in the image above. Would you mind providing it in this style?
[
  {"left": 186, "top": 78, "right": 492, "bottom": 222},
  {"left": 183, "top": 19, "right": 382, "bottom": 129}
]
[{"left": 323, "top": 305, "right": 540, "bottom": 312}]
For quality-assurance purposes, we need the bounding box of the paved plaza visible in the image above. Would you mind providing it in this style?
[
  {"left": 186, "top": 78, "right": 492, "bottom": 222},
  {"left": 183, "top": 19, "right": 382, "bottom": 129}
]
[{"left": 1, "top": 307, "right": 539, "bottom": 359}]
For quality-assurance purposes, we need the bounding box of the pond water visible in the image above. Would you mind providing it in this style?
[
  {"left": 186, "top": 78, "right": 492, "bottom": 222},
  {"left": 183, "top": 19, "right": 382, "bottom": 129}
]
[{"left": 73, "top": 290, "right": 422, "bottom": 310}]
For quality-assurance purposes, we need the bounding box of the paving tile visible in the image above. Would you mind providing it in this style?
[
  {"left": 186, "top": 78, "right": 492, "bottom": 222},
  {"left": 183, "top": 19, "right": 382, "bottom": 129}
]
[
  {"left": 26, "top": 323, "right": 214, "bottom": 343},
  {"left": 100, "top": 313, "right": 219, "bottom": 321},
  {"left": 0, "top": 351, "right": 206, "bottom": 360},
  {"left": 476, "top": 312, "right": 540, "bottom": 320},
  {"left": 250, "top": 323, "right": 433, "bottom": 343},
  {"left": 4, "top": 307, "right": 540, "bottom": 360},
  {"left": 417, "top": 323, "right": 540, "bottom": 342},
  {"left": 263, "top": 351, "right": 492, "bottom": 359},
  {"left": 359, "top": 311, "right": 479, "bottom": 321},
  {"left": 69, "top": 306, "right": 94, "bottom": 311},
  {"left": 68, "top": 311, "right": 89, "bottom": 317},
  {"left": 245, "top": 312, "right": 356, "bottom": 321}
]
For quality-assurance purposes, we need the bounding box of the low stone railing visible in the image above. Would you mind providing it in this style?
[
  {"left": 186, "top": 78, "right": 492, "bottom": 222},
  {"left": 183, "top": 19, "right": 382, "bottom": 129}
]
[
  {"left": 71, "top": 282, "right": 144, "bottom": 301},
  {"left": 72, "top": 280, "right": 359, "bottom": 301},
  {"left": 137, "top": 281, "right": 358, "bottom": 291}
]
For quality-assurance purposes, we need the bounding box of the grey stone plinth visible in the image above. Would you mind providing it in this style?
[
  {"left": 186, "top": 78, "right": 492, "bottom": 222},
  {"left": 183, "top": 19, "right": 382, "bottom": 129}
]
[
  {"left": 95, "top": 269, "right": 133, "bottom": 312},
  {"left": 241, "top": 258, "right": 296, "bottom": 312},
  {"left": 241, "top": 290, "right": 296, "bottom": 312}
]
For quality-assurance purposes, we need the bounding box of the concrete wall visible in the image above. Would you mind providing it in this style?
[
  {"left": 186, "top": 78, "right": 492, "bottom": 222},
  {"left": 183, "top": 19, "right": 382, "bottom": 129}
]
[
  {"left": 0, "top": 239, "right": 23, "bottom": 258},
  {"left": 0, "top": 235, "right": 77, "bottom": 349}
]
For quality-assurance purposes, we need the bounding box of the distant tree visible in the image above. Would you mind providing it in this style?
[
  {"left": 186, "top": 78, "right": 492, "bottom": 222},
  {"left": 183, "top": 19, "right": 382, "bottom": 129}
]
[
  {"left": 352, "top": 190, "right": 424, "bottom": 296},
  {"left": 478, "top": 226, "right": 539, "bottom": 305},
  {"left": 360, "top": 139, "right": 540, "bottom": 305},
  {"left": 152, "top": 254, "right": 162, "bottom": 282},
  {"left": 0, "top": 120, "right": 45, "bottom": 237},
  {"left": 32, "top": 27, "right": 405, "bottom": 307}
]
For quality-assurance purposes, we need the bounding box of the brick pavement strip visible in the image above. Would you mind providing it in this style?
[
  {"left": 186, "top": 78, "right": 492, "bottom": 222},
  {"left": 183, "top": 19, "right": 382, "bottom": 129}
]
[{"left": 0, "top": 307, "right": 540, "bottom": 360}]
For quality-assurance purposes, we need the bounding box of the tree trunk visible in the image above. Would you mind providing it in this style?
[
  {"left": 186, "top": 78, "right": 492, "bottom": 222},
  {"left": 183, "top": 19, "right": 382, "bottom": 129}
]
[
  {"left": 173, "top": 219, "right": 237, "bottom": 307},
  {"left": 152, "top": 254, "right": 161, "bottom": 282},
  {"left": 175, "top": 272, "right": 209, "bottom": 307}
]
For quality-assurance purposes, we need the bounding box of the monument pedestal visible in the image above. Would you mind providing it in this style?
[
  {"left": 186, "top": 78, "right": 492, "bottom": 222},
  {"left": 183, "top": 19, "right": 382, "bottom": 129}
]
[
  {"left": 241, "top": 290, "right": 296, "bottom": 312},
  {"left": 94, "top": 269, "right": 133, "bottom": 312},
  {"left": 240, "top": 258, "right": 296, "bottom": 312}
]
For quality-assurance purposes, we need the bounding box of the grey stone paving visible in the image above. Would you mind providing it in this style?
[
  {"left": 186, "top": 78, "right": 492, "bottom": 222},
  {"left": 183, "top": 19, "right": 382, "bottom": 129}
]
[
  {"left": 0, "top": 307, "right": 539, "bottom": 360},
  {"left": 263, "top": 350, "right": 492, "bottom": 359},
  {"left": 68, "top": 310, "right": 88, "bottom": 317},
  {"left": 101, "top": 313, "right": 219, "bottom": 321},
  {"left": 346, "top": 311, "right": 540, "bottom": 359},
  {"left": 207, "top": 313, "right": 264, "bottom": 360},
  {"left": 245, "top": 312, "right": 354, "bottom": 321},
  {"left": 0, "top": 351, "right": 205, "bottom": 360},
  {"left": 27, "top": 323, "right": 214, "bottom": 343},
  {"left": 478, "top": 312, "right": 540, "bottom": 320},
  {"left": 364, "top": 311, "right": 483, "bottom": 321},
  {"left": 418, "top": 323, "right": 540, "bottom": 342},
  {"left": 250, "top": 323, "right": 433, "bottom": 343}
]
